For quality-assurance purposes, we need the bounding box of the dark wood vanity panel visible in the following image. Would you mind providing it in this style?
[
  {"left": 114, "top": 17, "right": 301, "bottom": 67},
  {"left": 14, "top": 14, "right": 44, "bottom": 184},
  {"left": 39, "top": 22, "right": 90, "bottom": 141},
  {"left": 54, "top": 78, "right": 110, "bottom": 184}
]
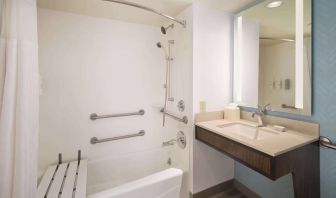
[
  {"left": 195, "top": 126, "right": 320, "bottom": 198},
  {"left": 195, "top": 126, "right": 273, "bottom": 177}
]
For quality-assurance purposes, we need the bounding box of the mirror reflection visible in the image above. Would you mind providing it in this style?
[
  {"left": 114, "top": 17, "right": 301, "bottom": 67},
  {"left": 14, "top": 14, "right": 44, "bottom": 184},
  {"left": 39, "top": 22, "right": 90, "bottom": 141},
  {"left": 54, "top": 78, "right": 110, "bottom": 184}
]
[{"left": 233, "top": 0, "right": 312, "bottom": 115}]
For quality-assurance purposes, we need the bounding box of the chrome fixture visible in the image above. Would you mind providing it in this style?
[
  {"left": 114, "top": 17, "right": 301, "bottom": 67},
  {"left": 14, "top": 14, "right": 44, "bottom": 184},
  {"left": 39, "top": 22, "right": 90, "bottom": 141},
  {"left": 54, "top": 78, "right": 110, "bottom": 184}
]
[
  {"left": 162, "top": 139, "right": 175, "bottom": 147},
  {"left": 160, "top": 108, "right": 188, "bottom": 124},
  {"left": 168, "top": 97, "right": 174, "bottom": 102},
  {"left": 161, "top": 24, "right": 174, "bottom": 34},
  {"left": 90, "top": 130, "right": 145, "bottom": 144},
  {"left": 260, "top": 37, "right": 294, "bottom": 42},
  {"left": 281, "top": 104, "right": 298, "bottom": 109},
  {"left": 158, "top": 40, "right": 175, "bottom": 126},
  {"left": 177, "top": 100, "right": 185, "bottom": 112},
  {"left": 103, "top": 0, "right": 186, "bottom": 28},
  {"left": 320, "top": 136, "right": 336, "bottom": 150},
  {"left": 251, "top": 104, "right": 270, "bottom": 127},
  {"left": 162, "top": 131, "right": 187, "bottom": 149},
  {"left": 251, "top": 112, "right": 264, "bottom": 127},
  {"left": 90, "top": 109, "right": 144, "bottom": 120},
  {"left": 176, "top": 131, "right": 187, "bottom": 149},
  {"left": 167, "top": 40, "right": 174, "bottom": 100},
  {"left": 158, "top": 41, "right": 169, "bottom": 126},
  {"left": 156, "top": 42, "right": 167, "bottom": 59}
]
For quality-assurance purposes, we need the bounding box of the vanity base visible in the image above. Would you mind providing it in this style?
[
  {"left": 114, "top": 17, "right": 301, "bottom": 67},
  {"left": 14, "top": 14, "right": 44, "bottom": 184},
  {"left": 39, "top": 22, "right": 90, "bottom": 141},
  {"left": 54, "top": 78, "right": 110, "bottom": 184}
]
[
  {"left": 276, "top": 141, "right": 320, "bottom": 198},
  {"left": 195, "top": 126, "right": 320, "bottom": 198}
]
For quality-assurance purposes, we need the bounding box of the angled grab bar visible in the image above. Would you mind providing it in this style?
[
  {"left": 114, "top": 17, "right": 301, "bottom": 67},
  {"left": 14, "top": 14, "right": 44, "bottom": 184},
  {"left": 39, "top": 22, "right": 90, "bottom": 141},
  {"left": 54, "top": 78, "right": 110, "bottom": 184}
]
[
  {"left": 320, "top": 136, "right": 336, "bottom": 150},
  {"left": 90, "top": 130, "right": 145, "bottom": 144},
  {"left": 160, "top": 108, "right": 188, "bottom": 124},
  {"left": 90, "top": 109, "right": 145, "bottom": 120}
]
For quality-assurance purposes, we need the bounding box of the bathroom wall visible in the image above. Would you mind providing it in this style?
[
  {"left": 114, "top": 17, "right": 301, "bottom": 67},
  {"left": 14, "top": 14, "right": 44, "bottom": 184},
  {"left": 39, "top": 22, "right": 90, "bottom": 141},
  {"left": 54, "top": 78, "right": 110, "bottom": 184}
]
[
  {"left": 192, "top": 3, "right": 235, "bottom": 194},
  {"left": 259, "top": 38, "right": 312, "bottom": 115},
  {"left": 38, "top": 7, "right": 174, "bottom": 187},
  {"left": 160, "top": 5, "right": 193, "bottom": 198},
  {"left": 259, "top": 42, "right": 296, "bottom": 109},
  {"left": 235, "top": 0, "right": 336, "bottom": 197}
]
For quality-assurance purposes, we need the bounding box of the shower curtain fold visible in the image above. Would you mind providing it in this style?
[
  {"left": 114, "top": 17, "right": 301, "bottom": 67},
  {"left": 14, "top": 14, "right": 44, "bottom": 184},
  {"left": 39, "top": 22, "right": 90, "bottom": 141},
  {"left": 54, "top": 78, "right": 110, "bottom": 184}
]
[{"left": 0, "top": 0, "right": 39, "bottom": 197}]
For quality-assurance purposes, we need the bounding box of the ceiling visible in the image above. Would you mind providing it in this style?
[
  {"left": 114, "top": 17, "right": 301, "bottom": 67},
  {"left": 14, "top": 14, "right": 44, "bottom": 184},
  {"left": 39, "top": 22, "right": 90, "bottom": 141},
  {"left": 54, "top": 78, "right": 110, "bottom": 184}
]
[
  {"left": 37, "top": 0, "right": 257, "bottom": 26},
  {"left": 239, "top": 0, "right": 312, "bottom": 39}
]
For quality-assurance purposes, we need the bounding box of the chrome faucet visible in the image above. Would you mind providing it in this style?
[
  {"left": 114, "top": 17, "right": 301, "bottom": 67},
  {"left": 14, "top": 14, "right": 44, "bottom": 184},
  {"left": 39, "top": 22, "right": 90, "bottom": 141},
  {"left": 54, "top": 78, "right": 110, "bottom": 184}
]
[
  {"left": 162, "top": 139, "right": 176, "bottom": 147},
  {"left": 251, "top": 104, "right": 270, "bottom": 127}
]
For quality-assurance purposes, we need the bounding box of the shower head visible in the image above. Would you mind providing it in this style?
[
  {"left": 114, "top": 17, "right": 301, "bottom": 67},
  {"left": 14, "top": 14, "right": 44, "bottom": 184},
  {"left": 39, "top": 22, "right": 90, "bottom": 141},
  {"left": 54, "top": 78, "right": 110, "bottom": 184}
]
[
  {"left": 161, "top": 24, "right": 174, "bottom": 34},
  {"left": 156, "top": 42, "right": 168, "bottom": 59}
]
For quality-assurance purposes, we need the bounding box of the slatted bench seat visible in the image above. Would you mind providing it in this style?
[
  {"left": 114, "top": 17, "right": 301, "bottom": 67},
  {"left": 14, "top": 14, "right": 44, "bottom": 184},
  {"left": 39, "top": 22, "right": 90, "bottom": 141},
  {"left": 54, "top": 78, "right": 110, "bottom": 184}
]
[{"left": 37, "top": 159, "right": 87, "bottom": 198}]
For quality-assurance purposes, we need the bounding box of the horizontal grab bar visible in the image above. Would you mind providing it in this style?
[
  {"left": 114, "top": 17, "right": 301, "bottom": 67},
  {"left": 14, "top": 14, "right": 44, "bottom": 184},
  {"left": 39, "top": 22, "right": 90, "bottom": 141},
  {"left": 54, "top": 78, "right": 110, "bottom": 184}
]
[
  {"left": 90, "top": 130, "right": 145, "bottom": 144},
  {"left": 320, "top": 136, "right": 336, "bottom": 150},
  {"left": 160, "top": 108, "right": 188, "bottom": 124},
  {"left": 281, "top": 104, "right": 297, "bottom": 109},
  {"left": 90, "top": 109, "right": 145, "bottom": 120}
]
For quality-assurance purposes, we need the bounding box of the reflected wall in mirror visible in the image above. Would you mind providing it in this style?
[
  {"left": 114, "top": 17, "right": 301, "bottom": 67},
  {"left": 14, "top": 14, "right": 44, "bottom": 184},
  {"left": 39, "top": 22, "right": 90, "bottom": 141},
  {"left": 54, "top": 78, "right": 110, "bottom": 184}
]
[{"left": 233, "top": 0, "right": 312, "bottom": 115}]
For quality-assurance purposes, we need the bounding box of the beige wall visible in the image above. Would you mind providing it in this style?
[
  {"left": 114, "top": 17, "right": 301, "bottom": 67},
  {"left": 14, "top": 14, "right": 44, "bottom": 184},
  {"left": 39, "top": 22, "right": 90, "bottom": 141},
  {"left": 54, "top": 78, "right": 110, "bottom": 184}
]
[{"left": 259, "top": 41, "right": 296, "bottom": 109}]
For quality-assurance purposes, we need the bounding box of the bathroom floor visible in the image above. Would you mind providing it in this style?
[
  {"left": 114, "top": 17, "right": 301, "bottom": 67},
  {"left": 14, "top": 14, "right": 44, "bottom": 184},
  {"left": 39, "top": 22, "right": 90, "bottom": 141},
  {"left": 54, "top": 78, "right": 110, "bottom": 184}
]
[{"left": 209, "top": 187, "right": 247, "bottom": 198}]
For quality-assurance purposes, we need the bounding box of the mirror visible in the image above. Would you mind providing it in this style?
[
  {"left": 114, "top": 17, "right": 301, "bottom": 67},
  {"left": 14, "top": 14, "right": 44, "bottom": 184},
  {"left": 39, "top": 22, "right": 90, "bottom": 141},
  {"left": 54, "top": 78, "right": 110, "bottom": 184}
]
[{"left": 233, "top": 0, "right": 312, "bottom": 115}]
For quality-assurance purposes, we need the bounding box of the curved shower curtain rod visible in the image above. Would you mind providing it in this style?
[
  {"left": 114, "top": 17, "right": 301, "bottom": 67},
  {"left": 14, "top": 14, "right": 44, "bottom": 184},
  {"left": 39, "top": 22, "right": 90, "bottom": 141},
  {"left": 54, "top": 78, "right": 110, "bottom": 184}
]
[{"left": 102, "top": 0, "right": 186, "bottom": 28}]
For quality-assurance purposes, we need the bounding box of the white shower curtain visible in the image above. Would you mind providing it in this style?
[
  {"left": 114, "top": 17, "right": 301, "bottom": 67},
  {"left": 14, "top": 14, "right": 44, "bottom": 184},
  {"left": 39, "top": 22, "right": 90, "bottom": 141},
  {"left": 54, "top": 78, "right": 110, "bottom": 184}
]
[{"left": 0, "top": 0, "right": 39, "bottom": 197}]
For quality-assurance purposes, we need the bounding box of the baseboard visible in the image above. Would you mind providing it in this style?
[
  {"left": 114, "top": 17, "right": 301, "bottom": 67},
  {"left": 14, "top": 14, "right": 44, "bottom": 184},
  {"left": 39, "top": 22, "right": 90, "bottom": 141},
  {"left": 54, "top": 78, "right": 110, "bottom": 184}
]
[
  {"left": 189, "top": 179, "right": 261, "bottom": 198},
  {"left": 190, "top": 179, "right": 234, "bottom": 198},
  {"left": 233, "top": 180, "right": 261, "bottom": 198}
]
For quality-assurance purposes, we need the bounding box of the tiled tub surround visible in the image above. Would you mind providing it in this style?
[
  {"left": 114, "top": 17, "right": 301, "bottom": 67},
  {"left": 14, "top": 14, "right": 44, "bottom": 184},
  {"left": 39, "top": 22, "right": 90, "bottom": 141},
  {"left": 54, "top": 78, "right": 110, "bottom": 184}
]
[{"left": 195, "top": 111, "right": 320, "bottom": 198}]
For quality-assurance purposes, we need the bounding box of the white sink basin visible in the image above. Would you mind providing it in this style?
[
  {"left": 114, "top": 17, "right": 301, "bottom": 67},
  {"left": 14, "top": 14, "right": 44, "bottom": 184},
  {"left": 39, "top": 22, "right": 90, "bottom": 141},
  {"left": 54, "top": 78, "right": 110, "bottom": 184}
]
[{"left": 217, "top": 123, "right": 279, "bottom": 140}]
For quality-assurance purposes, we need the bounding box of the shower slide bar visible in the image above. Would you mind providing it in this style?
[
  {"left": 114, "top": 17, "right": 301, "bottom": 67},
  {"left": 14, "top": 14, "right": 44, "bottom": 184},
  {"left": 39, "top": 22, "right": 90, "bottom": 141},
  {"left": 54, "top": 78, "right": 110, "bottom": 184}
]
[
  {"left": 102, "top": 0, "right": 186, "bottom": 28},
  {"left": 90, "top": 130, "right": 145, "bottom": 144},
  {"left": 320, "top": 136, "right": 336, "bottom": 150},
  {"left": 160, "top": 108, "right": 188, "bottom": 124},
  {"left": 90, "top": 109, "right": 145, "bottom": 120}
]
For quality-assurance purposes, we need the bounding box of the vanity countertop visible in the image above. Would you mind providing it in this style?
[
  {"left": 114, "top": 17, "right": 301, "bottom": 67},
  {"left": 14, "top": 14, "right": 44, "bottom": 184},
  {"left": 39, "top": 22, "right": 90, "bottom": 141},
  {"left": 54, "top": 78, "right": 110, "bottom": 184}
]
[{"left": 196, "top": 119, "right": 319, "bottom": 156}]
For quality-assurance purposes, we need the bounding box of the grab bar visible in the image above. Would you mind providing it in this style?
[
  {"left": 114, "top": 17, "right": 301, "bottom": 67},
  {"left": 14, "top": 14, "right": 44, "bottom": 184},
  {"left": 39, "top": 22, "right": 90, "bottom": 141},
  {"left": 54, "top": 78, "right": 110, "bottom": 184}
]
[
  {"left": 90, "top": 130, "right": 145, "bottom": 144},
  {"left": 90, "top": 109, "right": 145, "bottom": 120},
  {"left": 281, "top": 104, "right": 297, "bottom": 109},
  {"left": 160, "top": 108, "right": 188, "bottom": 124},
  {"left": 320, "top": 136, "right": 336, "bottom": 150}
]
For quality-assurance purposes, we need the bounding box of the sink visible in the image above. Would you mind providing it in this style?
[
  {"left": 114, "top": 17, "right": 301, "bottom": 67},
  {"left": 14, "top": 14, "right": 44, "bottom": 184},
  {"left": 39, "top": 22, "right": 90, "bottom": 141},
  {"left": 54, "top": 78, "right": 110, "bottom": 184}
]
[{"left": 217, "top": 123, "right": 279, "bottom": 140}]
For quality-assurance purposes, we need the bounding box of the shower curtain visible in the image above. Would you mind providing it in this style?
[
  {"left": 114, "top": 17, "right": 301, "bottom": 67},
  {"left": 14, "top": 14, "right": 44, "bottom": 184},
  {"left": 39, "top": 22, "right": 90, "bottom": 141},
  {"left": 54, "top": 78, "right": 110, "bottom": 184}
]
[{"left": 0, "top": 0, "right": 39, "bottom": 197}]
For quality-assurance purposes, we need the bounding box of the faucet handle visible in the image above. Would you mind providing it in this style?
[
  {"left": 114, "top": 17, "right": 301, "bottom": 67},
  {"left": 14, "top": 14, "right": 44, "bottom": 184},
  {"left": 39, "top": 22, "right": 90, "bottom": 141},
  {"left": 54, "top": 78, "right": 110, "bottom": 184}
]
[
  {"left": 257, "top": 104, "right": 271, "bottom": 114},
  {"left": 263, "top": 104, "right": 271, "bottom": 110}
]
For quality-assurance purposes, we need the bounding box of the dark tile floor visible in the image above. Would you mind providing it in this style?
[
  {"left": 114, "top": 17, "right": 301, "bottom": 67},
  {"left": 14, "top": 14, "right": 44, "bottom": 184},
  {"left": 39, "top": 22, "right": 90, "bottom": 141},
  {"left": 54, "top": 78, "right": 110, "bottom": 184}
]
[{"left": 209, "top": 187, "right": 247, "bottom": 198}]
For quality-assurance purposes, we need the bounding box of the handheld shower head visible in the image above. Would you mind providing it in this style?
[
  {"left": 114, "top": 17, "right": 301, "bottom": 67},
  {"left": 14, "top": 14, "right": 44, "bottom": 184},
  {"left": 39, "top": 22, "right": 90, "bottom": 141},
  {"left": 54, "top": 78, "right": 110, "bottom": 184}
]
[
  {"left": 161, "top": 24, "right": 174, "bottom": 34},
  {"left": 156, "top": 42, "right": 168, "bottom": 59}
]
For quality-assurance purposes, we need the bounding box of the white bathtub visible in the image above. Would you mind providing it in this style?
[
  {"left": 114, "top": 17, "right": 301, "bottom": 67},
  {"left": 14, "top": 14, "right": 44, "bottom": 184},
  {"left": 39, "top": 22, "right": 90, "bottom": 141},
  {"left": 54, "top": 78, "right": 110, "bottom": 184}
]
[{"left": 88, "top": 168, "right": 183, "bottom": 198}]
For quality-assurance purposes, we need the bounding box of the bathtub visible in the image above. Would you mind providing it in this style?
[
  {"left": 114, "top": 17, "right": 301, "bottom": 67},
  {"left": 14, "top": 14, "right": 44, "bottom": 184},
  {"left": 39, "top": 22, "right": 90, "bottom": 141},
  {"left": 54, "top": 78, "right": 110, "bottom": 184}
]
[
  {"left": 87, "top": 148, "right": 184, "bottom": 198},
  {"left": 88, "top": 168, "right": 183, "bottom": 198}
]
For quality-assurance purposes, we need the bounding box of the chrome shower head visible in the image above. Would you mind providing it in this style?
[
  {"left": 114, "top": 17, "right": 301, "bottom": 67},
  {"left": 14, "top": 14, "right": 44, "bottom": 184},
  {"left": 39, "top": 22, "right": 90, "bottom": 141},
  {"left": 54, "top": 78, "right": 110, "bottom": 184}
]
[
  {"left": 161, "top": 24, "right": 174, "bottom": 34},
  {"left": 156, "top": 42, "right": 168, "bottom": 59}
]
